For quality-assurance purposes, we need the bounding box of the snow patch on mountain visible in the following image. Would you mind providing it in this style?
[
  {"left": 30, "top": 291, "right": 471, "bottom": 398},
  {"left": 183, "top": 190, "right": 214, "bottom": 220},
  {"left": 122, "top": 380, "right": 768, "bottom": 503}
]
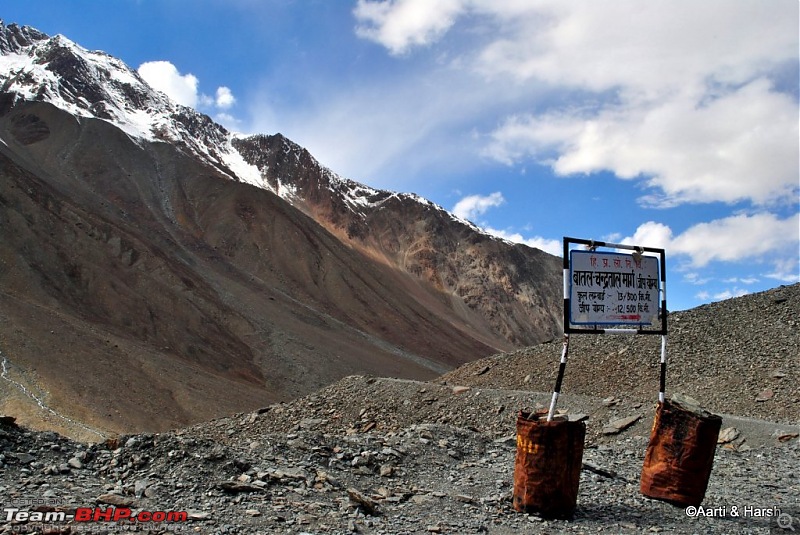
[
  {"left": 223, "top": 135, "right": 272, "bottom": 191},
  {"left": 0, "top": 21, "right": 271, "bottom": 193}
]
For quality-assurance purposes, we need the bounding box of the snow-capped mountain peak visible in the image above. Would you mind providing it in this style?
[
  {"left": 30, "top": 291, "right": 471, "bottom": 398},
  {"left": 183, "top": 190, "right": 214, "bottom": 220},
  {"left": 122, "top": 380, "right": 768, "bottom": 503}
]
[
  {"left": 0, "top": 20, "right": 268, "bottom": 192},
  {"left": 0, "top": 20, "right": 484, "bottom": 237}
]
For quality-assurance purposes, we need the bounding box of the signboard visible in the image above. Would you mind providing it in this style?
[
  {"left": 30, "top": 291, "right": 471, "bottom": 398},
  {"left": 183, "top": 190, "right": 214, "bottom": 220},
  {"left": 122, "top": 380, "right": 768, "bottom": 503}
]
[
  {"left": 550, "top": 236, "right": 668, "bottom": 422},
  {"left": 569, "top": 250, "right": 660, "bottom": 326}
]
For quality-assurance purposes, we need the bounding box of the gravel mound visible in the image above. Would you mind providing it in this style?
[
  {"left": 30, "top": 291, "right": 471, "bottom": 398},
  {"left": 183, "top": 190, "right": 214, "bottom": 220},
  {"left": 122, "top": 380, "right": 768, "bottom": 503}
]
[{"left": 440, "top": 283, "right": 799, "bottom": 424}]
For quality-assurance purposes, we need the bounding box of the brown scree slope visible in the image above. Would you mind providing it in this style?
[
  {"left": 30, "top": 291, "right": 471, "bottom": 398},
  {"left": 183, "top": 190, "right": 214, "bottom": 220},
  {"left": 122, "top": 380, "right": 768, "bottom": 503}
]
[{"left": 0, "top": 98, "right": 560, "bottom": 438}]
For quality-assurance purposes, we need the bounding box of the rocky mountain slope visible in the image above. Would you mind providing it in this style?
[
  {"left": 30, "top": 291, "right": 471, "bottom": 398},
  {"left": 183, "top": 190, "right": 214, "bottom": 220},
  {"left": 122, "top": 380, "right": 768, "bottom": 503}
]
[
  {"left": 0, "top": 285, "right": 797, "bottom": 534},
  {"left": 233, "top": 134, "right": 562, "bottom": 346},
  {"left": 441, "top": 283, "right": 800, "bottom": 424},
  {"left": 0, "top": 20, "right": 561, "bottom": 437}
]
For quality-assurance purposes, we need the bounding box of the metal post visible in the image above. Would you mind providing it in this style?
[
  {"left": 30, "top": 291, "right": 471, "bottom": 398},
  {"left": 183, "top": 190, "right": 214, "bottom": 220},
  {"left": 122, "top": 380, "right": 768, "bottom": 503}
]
[
  {"left": 659, "top": 265, "right": 668, "bottom": 403},
  {"left": 659, "top": 334, "right": 667, "bottom": 403},
  {"left": 547, "top": 334, "right": 570, "bottom": 421}
]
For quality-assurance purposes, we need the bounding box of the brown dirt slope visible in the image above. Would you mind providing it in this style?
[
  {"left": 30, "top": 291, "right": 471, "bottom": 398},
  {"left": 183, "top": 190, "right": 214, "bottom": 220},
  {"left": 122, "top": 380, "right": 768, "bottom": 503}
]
[{"left": 0, "top": 99, "right": 512, "bottom": 438}]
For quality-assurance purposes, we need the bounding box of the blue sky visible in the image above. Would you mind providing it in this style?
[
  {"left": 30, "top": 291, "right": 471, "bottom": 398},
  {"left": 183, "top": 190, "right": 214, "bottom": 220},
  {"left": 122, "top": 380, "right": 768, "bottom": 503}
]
[{"left": 4, "top": 0, "right": 799, "bottom": 311}]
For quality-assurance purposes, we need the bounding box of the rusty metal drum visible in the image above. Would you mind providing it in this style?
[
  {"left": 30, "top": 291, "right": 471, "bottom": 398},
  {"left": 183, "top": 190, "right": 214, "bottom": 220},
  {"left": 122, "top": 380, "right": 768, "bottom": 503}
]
[
  {"left": 512, "top": 410, "right": 586, "bottom": 519},
  {"left": 640, "top": 399, "right": 722, "bottom": 507}
]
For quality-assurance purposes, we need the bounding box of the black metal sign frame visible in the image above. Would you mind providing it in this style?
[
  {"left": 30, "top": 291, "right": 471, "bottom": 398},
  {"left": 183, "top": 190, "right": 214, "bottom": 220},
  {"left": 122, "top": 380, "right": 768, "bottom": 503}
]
[
  {"left": 547, "top": 236, "right": 669, "bottom": 419},
  {"left": 563, "top": 236, "right": 667, "bottom": 335}
]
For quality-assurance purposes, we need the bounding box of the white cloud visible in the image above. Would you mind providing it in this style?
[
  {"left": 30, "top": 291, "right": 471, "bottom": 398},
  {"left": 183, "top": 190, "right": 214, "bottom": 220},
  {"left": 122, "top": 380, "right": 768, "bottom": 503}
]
[
  {"left": 356, "top": 0, "right": 797, "bottom": 95},
  {"left": 484, "top": 79, "right": 799, "bottom": 207},
  {"left": 354, "top": 1, "right": 799, "bottom": 208},
  {"left": 216, "top": 86, "right": 236, "bottom": 109},
  {"left": 473, "top": 1, "right": 797, "bottom": 97},
  {"left": 670, "top": 212, "right": 799, "bottom": 268},
  {"left": 766, "top": 257, "right": 800, "bottom": 283},
  {"left": 354, "top": 0, "right": 467, "bottom": 55},
  {"left": 138, "top": 61, "right": 238, "bottom": 117},
  {"left": 353, "top": 0, "right": 798, "bottom": 95},
  {"left": 138, "top": 61, "right": 200, "bottom": 107},
  {"left": 622, "top": 221, "right": 674, "bottom": 251},
  {"left": 452, "top": 192, "right": 504, "bottom": 220},
  {"left": 712, "top": 288, "right": 750, "bottom": 301},
  {"left": 449, "top": 192, "right": 561, "bottom": 254},
  {"left": 724, "top": 277, "right": 760, "bottom": 284},
  {"left": 684, "top": 273, "right": 711, "bottom": 286},
  {"left": 622, "top": 213, "right": 800, "bottom": 275}
]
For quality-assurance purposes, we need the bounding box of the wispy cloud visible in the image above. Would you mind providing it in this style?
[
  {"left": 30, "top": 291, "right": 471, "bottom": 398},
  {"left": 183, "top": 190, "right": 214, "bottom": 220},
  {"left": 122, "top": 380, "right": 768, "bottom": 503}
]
[
  {"left": 247, "top": 65, "right": 506, "bottom": 186},
  {"left": 452, "top": 192, "right": 504, "bottom": 221},
  {"left": 712, "top": 287, "right": 750, "bottom": 301},
  {"left": 723, "top": 277, "right": 760, "bottom": 284},
  {"left": 765, "top": 258, "right": 800, "bottom": 283},
  {"left": 695, "top": 286, "right": 751, "bottom": 304},
  {"left": 483, "top": 227, "right": 562, "bottom": 256},
  {"left": 452, "top": 192, "right": 561, "bottom": 255},
  {"left": 683, "top": 273, "right": 712, "bottom": 286}
]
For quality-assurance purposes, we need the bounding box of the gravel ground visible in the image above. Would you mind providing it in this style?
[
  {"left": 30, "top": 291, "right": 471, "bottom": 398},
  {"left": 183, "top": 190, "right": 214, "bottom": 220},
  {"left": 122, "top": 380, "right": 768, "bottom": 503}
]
[{"left": 0, "top": 376, "right": 798, "bottom": 534}]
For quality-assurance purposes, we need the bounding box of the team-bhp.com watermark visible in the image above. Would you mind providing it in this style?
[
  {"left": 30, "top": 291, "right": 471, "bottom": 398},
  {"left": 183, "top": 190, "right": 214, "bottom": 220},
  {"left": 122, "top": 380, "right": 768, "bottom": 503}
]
[{"left": 3, "top": 506, "right": 189, "bottom": 532}]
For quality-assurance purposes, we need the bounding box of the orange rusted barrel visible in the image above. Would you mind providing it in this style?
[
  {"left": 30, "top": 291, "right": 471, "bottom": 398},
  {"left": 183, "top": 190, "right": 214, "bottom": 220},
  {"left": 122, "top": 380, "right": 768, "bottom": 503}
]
[
  {"left": 640, "top": 400, "right": 722, "bottom": 507},
  {"left": 512, "top": 411, "right": 585, "bottom": 519}
]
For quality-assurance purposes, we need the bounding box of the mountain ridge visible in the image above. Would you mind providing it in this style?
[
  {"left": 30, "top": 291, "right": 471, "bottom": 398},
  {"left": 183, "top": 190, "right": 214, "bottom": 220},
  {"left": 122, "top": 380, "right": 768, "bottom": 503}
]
[
  {"left": 0, "top": 21, "right": 561, "bottom": 438},
  {"left": 232, "top": 133, "right": 562, "bottom": 346},
  {"left": 0, "top": 19, "right": 562, "bottom": 347}
]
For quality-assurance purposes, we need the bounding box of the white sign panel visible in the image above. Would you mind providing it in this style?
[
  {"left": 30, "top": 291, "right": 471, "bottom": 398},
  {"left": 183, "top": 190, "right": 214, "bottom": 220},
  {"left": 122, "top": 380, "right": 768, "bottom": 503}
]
[{"left": 569, "top": 250, "right": 660, "bottom": 326}]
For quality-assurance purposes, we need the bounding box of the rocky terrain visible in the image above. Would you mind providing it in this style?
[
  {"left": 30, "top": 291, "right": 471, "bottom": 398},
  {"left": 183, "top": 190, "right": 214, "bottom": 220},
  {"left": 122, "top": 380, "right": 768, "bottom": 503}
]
[
  {"left": 441, "top": 283, "right": 800, "bottom": 425},
  {"left": 0, "top": 285, "right": 798, "bottom": 534},
  {"left": 0, "top": 20, "right": 797, "bottom": 535}
]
